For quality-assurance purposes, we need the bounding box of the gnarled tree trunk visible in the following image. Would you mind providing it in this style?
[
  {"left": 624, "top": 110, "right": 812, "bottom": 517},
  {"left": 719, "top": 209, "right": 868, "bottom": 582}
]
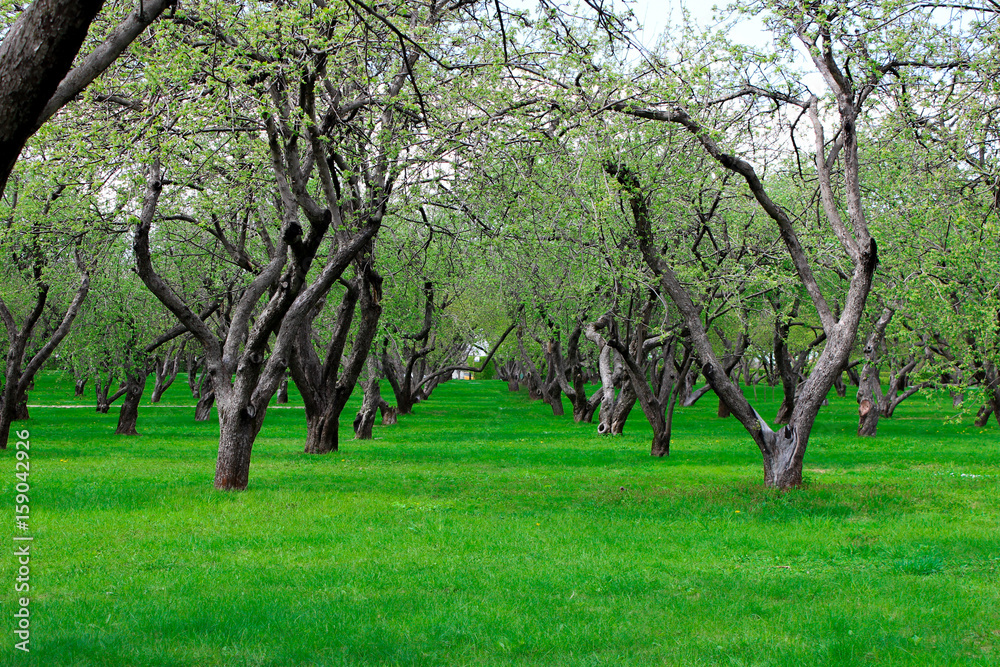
[
  {"left": 214, "top": 404, "right": 266, "bottom": 490},
  {"left": 195, "top": 389, "right": 215, "bottom": 422},
  {"left": 115, "top": 370, "right": 146, "bottom": 435},
  {"left": 292, "top": 271, "right": 383, "bottom": 455},
  {"left": 151, "top": 345, "right": 183, "bottom": 403},
  {"left": 857, "top": 309, "right": 892, "bottom": 437}
]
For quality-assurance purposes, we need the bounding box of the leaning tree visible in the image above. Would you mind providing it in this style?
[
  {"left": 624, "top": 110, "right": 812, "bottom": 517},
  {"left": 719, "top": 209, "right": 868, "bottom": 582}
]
[{"left": 570, "top": 0, "right": 968, "bottom": 487}]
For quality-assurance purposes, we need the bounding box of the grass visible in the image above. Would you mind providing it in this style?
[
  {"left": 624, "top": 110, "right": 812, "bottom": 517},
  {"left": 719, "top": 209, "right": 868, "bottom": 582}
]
[{"left": 1, "top": 372, "right": 998, "bottom": 666}]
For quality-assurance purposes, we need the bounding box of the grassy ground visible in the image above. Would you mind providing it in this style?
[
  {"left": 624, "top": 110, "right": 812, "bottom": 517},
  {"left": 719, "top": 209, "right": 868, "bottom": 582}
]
[{"left": 1, "top": 372, "right": 998, "bottom": 666}]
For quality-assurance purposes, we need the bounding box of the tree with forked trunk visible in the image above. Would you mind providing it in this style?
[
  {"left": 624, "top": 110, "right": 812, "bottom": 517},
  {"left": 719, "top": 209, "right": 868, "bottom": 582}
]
[
  {"left": 857, "top": 308, "right": 893, "bottom": 437},
  {"left": 290, "top": 268, "right": 383, "bottom": 454},
  {"left": 597, "top": 2, "right": 909, "bottom": 486},
  {"left": 0, "top": 192, "right": 91, "bottom": 448},
  {"left": 126, "top": 0, "right": 488, "bottom": 488}
]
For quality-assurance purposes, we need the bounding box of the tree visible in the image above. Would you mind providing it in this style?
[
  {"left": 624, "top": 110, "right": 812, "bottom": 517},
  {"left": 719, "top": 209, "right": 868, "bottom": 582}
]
[
  {"left": 585, "top": 1, "right": 957, "bottom": 486},
  {"left": 0, "top": 171, "right": 95, "bottom": 448},
  {"left": 0, "top": 0, "right": 172, "bottom": 195}
]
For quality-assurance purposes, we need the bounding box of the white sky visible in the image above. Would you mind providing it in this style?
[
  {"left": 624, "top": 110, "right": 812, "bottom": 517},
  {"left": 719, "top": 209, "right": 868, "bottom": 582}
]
[
  {"left": 629, "top": 0, "right": 771, "bottom": 48},
  {"left": 626, "top": 0, "right": 828, "bottom": 93}
]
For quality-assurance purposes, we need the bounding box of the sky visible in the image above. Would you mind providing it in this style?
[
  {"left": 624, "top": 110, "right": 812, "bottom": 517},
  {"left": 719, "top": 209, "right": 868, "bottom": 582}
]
[
  {"left": 628, "top": 0, "right": 771, "bottom": 48},
  {"left": 626, "top": 0, "right": 829, "bottom": 94}
]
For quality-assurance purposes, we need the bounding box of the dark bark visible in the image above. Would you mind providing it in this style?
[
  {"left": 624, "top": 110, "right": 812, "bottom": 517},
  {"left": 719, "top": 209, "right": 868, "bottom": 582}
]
[
  {"left": 195, "top": 389, "right": 215, "bottom": 422},
  {"left": 975, "top": 362, "right": 1000, "bottom": 427},
  {"left": 771, "top": 296, "right": 799, "bottom": 424},
  {"left": 353, "top": 380, "right": 379, "bottom": 440},
  {"left": 133, "top": 151, "right": 384, "bottom": 489},
  {"left": 354, "top": 376, "right": 395, "bottom": 439},
  {"left": 151, "top": 345, "right": 183, "bottom": 402},
  {"left": 0, "top": 0, "right": 173, "bottom": 196},
  {"left": 605, "top": 331, "right": 681, "bottom": 457},
  {"left": 95, "top": 371, "right": 115, "bottom": 413},
  {"left": 496, "top": 359, "right": 520, "bottom": 391},
  {"left": 681, "top": 383, "right": 712, "bottom": 407},
  {"left": 609, "top": 381, "right": 637, "bottom": 435},
  {"left": 517, "top": 327, "right": 546, "bottom": 403},
  {"left": 32, "top": 0, "right": 173, "bottom": 132},
  {"left": 187, "top": 353, "right": 201, "bottom": 397},
  {"left": 857, "top": 309, "right": 892, "bottom": 437},
  {"left": 543, "top": 355, "right": 565, "bottom": 416},
  {"left": 383, "top": 281, "right": 434, "bottom": 415},
  {"left": 833, "top": 373, "right": 846, "bottom": 398},
  {"left": 882, "top": 381, "right": 931, "bottom": 418},
  {"left": 115, "top": 370, "right": 146, "bottom": 435},
  {"left": 402, "top": 316, "right": 518, "bottom": 409},
  {"left": 713, "top": 328, "right": 747, "bottom": 419},
  {"left": 11, "top": 387, "right": 29, "bottom": 421},
  {"left": 540, "top": 322, "right": 591, "bottom": 421},
  {"left": 0, "top": 0, "right": 104, "bottom": 195},
  {"left": 291, "top": 271, "right": 383, "bottom": 455},
  {"left": 276, "top": 377, "right": 289, "bottom": 404},
  {"left": 214, "top": 405, "right": 266, "bottom": 491}
]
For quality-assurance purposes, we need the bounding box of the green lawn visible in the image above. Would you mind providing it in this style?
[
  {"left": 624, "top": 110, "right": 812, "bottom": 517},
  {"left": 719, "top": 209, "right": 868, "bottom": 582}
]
[{"left": 1, "top": 373, "right": 998, "bottom": 666}]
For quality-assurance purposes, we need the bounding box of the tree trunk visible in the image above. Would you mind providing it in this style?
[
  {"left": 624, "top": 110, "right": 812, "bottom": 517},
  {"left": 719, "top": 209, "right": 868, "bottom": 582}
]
[
  {"left": 833, "top": 373, "right": 846, "bottom": 398},
  {"left": 292, "top": 272, "right": 383, "bottom": 453},
  {"left": 0, "top": 0, "right": 105, "bottom": 195},
  {"left": 115, "top": 370, "right": 145, "bottom": 435},
  {"left": 759, "top": 418, "right": 805, "bottom": 488},
  {"left": 857, "top": 309, "right": 892, "bottom": 437},
  {"left": 151, "top": 350, "right": 181, "bottom": 403},
  {"left": 857, "top": 364, "right": 882, "bottom": 436},
  {"left": 305, "top": 406, "right": 339, "bottom": 454},
  {"left": 588, "top": 328, "right": 616, "bottom": 434},
  {"left": 354, "top": 378, "right": 381, "bottom": 440},
  {"left": 0, "top": 394, "right": 14, "bottom": 450},
  {"left": 981, "top": 362, "right": 1000, "bottom": 427},
  {"left": 214, "top": 404, "right": 265, "bottom": 491},
  {"left": 681, "top": 383, "right": 712, "bottom": 408},
  {"left": 610, "top": 381, "right": 636, "bottom": 434},
  {"left": 394, "top": 388, "right": 417, "bottom": 414},
  {"left": 13, "top": 389, "right": 29, "bottom": 420},
  {"left": 605, "top": 334, "right": 675, "bottom": 457},
  {"left": 75, "top": 376, "right": 87, "bottom": 396},
  {"left": 195, "top": 391, "right": 215, "bottom": 422},
  {"left": 974, "top": 404, "right": 995, "bottom": 428},
  {"left": 717, "top": 396, "right": 730, "bottom": 418},
  {"left": 545, "top": 381, "right": 564, "bottom": 416},
  {"left": 507, "top": 377, "right": 519, "bottom": 392},
  {"left": 95, "top": 373, "right": 114, "bottom": 413},
  {"left": 276, "top": 377, "right": 289, "bottom": 404},
  {"left": 526, "top": 374, "right": 542, "bottom": 400},
  {"left": 187, "top": 354, "right": 201, "bottom": 397}
]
